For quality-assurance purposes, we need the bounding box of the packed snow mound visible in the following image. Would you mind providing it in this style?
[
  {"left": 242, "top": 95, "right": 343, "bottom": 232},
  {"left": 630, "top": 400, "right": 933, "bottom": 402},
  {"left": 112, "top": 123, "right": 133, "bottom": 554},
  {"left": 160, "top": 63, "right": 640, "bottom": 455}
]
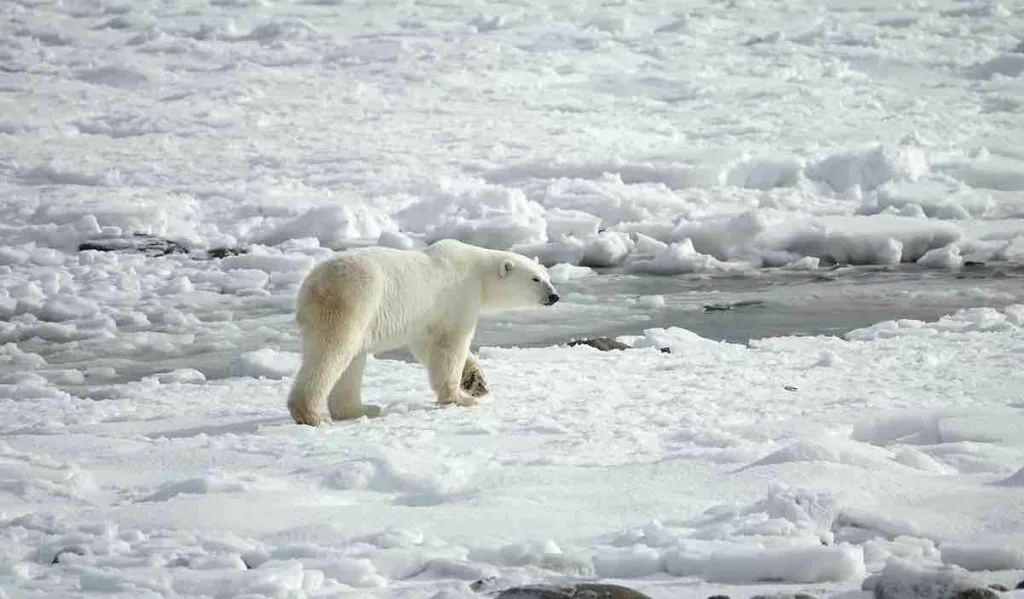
[
  {"left": 631, "top": 326, "right": 728, "bottom": 353},
  {"left": 324, "top": 450, "right": 476, "bottom": 506},
  {"left": 228, "top": 348, "right": 300, "bottom": 380},
  {"left": 396, "top": 182, "right": 547, "bottom": 250},
  {"left": 627, "top": 239, "right": 723, "bottom": 275},
  {"left": 940, "top": 544, "right": 1024, "bottom": 571},
  {"left": 807, "top": 145, "right": 928, "bottom": 193},
  {"left": 701, "top": 545, "right": 865, "bottom": 584},
  {"left": 547, "top": 263, "right": 594, "bottom": 283},
  {"left": 846, "top": 305, "right": 1024, "bottom": 340},
  {"left": 917, "top": 244, "right": 964, "bottom": 269},
  {"left": 260, "top": 205, "right": 398, "bottom": 247},
  {"left": 585, "top": 485, "right": 865, "bottom": 583}
]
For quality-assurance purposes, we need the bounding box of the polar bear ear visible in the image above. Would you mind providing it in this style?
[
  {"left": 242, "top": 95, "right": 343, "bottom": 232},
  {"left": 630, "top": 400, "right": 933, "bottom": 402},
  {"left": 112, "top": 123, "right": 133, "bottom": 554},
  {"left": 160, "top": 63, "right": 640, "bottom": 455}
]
[
  {"left": 499, "top": 259, "right": 514, "bottom": 278},
  {"left": 533, "top": 256, "right": 539, "bottom": 264}
]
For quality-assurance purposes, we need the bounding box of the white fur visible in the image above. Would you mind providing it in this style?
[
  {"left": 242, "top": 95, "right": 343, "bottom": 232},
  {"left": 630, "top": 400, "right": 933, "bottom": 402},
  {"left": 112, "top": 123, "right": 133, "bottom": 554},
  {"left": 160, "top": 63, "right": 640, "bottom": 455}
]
[{"left": 287, "top": 239, "right": 559, "bottom": 426}]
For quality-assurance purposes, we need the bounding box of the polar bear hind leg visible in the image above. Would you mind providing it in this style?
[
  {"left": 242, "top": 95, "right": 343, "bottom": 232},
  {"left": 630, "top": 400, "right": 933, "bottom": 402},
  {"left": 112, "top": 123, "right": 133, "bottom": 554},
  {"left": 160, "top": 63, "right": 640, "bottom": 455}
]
[
  {"left": 327, "top": 353, "right": 381, "bottom": 420},
  {"left": 287, "top": 291, "right": 374, "bottom": 426}
]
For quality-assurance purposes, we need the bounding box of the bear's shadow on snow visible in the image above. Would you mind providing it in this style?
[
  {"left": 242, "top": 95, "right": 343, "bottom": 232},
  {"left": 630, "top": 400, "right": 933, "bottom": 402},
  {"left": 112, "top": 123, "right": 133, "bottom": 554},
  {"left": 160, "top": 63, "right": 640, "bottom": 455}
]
[{"left": 144, "top": 416, "right": 286, "bottom": 439}]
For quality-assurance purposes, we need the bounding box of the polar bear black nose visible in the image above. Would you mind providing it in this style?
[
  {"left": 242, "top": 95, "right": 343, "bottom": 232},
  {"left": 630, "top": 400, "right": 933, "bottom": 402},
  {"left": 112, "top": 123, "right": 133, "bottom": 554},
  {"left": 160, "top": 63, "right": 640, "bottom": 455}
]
[{"left": 547, "top": 293, "right": 560, "bottom": 305}]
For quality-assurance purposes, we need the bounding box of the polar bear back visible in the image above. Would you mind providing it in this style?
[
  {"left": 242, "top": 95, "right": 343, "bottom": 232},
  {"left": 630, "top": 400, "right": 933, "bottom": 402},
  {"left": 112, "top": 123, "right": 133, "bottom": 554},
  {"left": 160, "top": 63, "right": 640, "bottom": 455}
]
[{"left": 296, "top": 244, "right": 485, "bottom": 353}]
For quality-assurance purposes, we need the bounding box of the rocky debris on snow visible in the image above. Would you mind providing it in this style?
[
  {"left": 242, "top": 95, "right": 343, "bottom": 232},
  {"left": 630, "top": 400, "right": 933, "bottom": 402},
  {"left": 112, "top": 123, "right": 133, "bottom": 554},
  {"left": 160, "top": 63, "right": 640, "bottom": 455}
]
[
  {"left": 567, "top": 337, "right": 631, "bottom": 351},
  {"left": 78, "top": 234, "right": 249, "bottom": 259},
  {"left": 79, "top": 233, "right": 190, "bottom": 257},
  {"left": 208, "top": 246, "right": 249, "bottom": 259},
  {"left": 954, "top": 590, "right": 1000, "bottom": 599},
  {"left": 494, "top": 583, "right": 652, "bottom": 598},
  {"left": 566, "top": 337, "right": 673, "bottom": 353},
  {"left": 49, "top": 546, "right": 86, "bottom": 564},
  {"left": 703, "top": 299, "right": 766, "bottom": 312}
]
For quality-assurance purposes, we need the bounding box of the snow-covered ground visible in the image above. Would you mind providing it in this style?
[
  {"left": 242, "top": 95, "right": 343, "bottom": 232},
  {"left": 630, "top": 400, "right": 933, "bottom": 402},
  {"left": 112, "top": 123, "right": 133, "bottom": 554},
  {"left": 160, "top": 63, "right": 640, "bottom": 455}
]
[{"left": 2, "top": 0, "right": 1024, "bottom": 597}]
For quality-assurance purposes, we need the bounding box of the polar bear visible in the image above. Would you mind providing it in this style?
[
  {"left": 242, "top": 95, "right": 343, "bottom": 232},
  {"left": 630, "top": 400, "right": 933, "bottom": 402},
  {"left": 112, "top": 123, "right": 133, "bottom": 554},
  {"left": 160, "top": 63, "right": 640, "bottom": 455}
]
[{"left": 287, "top": 239, "right": 560, "bottom": 426}]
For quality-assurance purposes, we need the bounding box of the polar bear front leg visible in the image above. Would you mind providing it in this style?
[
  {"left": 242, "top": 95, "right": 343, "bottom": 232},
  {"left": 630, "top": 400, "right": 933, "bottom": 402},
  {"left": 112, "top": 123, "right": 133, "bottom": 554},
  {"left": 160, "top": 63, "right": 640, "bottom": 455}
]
[
  {"left": 460, "top": 353, "right": 489, "bottom": 398},
  {"left": 327, "top": 353, "right": 381, "bottom": 420},
  {"left": 413, "top": 333, "right": 477, "bottom": 408}
]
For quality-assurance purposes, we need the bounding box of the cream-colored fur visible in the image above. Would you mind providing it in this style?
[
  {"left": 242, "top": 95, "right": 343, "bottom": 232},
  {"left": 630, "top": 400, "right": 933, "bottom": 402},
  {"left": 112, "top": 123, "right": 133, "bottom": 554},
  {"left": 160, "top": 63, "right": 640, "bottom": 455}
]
[{"left": 287, "top": 239, "right": 559, "bottom": 426}]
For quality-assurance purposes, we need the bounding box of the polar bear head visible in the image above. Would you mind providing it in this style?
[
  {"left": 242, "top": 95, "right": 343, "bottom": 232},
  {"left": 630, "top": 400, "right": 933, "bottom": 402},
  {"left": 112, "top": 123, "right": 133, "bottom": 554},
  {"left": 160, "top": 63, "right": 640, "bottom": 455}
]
[{"left": 484, "top": 253, "right": 560, "bottom": 310}]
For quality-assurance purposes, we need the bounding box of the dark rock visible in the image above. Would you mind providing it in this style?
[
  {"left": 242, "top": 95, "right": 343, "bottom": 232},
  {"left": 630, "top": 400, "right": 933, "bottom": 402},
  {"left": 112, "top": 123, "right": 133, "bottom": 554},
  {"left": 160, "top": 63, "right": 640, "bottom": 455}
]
[
  {"left": 50, "top": 546, "right": 86, "bottom": 564},
  {"left": 567, "top": 337, "right": 631, "bottom": 351},
  {"left": 1016, "top": 580, "right": 1024, "bottom": 590},
  {"left": 208, "top": 246, "right": 248, "bottom": 259},
  {"left": 707, "top": 595, "right": 731, "bottom": 599},
  {"left": 471, "top": 577, "right": 499, "bottom": 592},
  {"left": 496, "top": 584, "right": 652, "bottom": 599},
  {"left": 165, "top": 555, "right": 190, "bottom": 568},
  {"left": 79, "top": 233, "right": 189, "bottom": 257},
  {"left": 955, "top": 588, "right": 999, "bottom": 599},
  {"left": 783, "top": 385, "right": 798, "bottom": 392},
  {"left": 963, "top": 261, "right": 985, "bottom": 268},
  {"left": 461, "top": 357, "right": 489, "bottom": 398},
  {"left": 703, "top": 299, "right": 766, "bottom": 313},
  {"left": 988, "top": 584, "right": 1009, "bottom": 592}
]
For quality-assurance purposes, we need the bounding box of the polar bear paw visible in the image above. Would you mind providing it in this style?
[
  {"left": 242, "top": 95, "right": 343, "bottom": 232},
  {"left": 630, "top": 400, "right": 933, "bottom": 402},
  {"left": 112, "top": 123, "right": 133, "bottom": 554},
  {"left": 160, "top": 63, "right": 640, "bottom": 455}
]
[
  {"left": 331, "top": 403, "right": 382, "bottom": 421},
  {"left": 289, "top": 401, "right": 325, "bottom": 427},
  {"left": 438, "top": 393, "right": 478, "bottom": 408}
]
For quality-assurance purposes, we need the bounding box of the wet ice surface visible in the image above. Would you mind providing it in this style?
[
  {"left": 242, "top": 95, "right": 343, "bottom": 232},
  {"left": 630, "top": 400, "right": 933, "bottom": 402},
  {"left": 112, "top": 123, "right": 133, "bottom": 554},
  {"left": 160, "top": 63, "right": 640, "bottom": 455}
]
[
  {"left": 15, "top": 264, "right": 1021, "bottom": 391},
  {"left": 472, "top": 263, "right": 1024, "bottom": 348}
]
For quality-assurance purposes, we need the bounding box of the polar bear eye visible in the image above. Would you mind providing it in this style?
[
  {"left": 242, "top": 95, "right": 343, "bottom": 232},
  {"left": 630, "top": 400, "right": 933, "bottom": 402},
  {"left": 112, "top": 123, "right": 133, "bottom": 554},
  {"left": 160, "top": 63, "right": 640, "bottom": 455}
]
[{"left": 531, "top": 276, "right": 540, "bottom": 282}]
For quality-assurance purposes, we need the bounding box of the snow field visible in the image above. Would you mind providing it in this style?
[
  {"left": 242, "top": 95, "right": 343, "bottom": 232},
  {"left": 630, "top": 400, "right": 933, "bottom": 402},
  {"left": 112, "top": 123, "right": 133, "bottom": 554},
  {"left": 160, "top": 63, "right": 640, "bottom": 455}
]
[
  {"left": 3, "top": 0, "right": 1024, "bottom": 274},
  {"left": 2, "top": 0, "right": 1024, "bottom": 596},
  {"left": 2, "top": 306, "right": 1024, "bottom": 597}
]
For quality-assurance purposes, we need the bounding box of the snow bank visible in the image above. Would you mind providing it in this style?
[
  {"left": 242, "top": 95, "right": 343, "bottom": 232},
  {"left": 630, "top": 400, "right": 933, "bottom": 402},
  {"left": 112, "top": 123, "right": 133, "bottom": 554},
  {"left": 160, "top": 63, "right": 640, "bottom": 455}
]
[
  {"left": 325, "top": 451, "right": 475, "bottom": 506},
  {"left": 941, "top": 544, "right": 1024, "bottom": 571},
  {"left": 261, "top": 205, "right": 397, "bottom": 247},
  {"left": 228, "top": 349, "right": 299, "bottom": 380},
  {"left": 396, "top": 182, "right": 547, "bottom": 250},
  {"left": 548, "top": 263, "right": 594, "bottom": 284},
  {"left": 807, "top": 145, "right": 928, "bottom": 193},
  {"left": 627, "top": 239, "right": 723, "bottom": 275},
  {"left": 847, "top": 305, "right": 1023, "bottom": 340},
  {"left": 631, "top": 327, "right": 730, "bottom": 354},
  {"left": 703, "top": 545, "right": 865, "bottom": 583},
  {"left": 586, "top": 485, "right": 864, "bottom": 582},
  {"left": 917, "top": 244, "right": 963, "bottom": 269}
]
